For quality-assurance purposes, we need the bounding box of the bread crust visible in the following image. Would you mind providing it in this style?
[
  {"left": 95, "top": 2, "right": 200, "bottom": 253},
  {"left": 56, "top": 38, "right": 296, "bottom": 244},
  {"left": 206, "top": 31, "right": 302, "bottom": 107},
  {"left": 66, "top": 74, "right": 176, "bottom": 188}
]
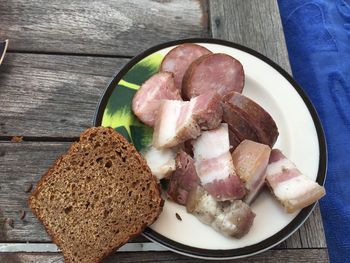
[{"left": 28, "top": 127, "right": 163, "bottom": 263}]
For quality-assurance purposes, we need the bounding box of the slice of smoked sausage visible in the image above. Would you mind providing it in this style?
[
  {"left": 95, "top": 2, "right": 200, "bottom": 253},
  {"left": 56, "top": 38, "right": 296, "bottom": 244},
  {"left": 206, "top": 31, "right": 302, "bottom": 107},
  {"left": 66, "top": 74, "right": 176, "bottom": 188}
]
[
  {"left": 182, "top": 53, "right": 244, "bottom": 99},
  {"left": 222, "top": 102, "right": 259, "bottom": 143},
  {"left": 160, "top": 44, "right": 212, "bottom": 92},
  {"left": 132, "top": 72, "right": 181, "bottom": 127},
  {"left": 228, "top": 128, "right": 242, "bottom": 151},
  {"left": 223, "top": 92, "right": 279, "bottom": 147}
]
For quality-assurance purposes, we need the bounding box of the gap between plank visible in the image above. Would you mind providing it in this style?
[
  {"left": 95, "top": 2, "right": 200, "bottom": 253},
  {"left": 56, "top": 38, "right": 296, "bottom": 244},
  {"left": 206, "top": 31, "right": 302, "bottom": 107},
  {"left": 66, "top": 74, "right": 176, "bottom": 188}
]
[
  {"left": 0, "top": 243, "right": 326, "bottom": 253},
  {"left": 0, "top": 243, "right": 168, "bottom": 253},
  {"left": 0, "top": 136, "right": 78, "bottom": 142},
  {"left": 6, "top": 50, "right": 133, "bottom": 59}
]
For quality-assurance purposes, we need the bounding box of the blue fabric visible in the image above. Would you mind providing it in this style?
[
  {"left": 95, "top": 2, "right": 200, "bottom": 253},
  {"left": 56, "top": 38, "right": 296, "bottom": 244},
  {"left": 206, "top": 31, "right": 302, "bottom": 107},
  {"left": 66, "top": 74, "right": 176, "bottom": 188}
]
[{"left": 278, "top": 0, "right": 350, "bottom": 262}]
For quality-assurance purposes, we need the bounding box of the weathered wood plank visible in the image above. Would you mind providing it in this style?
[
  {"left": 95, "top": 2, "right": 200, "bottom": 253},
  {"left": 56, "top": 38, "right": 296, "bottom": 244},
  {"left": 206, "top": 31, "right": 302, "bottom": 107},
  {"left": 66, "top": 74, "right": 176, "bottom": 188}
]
[
  {"left": 0, "top": 53, "right": 128, "bottom": 137},
  {"left": 209, "top": 0, "right": 326, "bottom": 249},
  {"left": 299, "top": 204, "right": 327, "bottom": 248},
  {"left": 0, "top": 249, "right": 329, "bottom": 263},
  {"left": 0, "top": 0, "right": 208, "bottom": 56},
  {"left": 0, "top": 141, "right": 325, "bottom": 249},
  {"left": 209, "top": 0, "right": 291, "bottom": 73}
]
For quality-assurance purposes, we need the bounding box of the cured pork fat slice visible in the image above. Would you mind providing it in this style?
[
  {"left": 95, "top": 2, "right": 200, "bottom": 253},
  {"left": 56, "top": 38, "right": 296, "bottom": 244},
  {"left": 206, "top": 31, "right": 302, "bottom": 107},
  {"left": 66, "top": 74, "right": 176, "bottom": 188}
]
[
  {"left": 193, "top": 124, "right": 246, "bottom": 201},
  {"left": 266, "top": 149, "right": 325, "bottom": 213},
  {"left": 152, "top": 93, "right": 222, "bottom": 148}
]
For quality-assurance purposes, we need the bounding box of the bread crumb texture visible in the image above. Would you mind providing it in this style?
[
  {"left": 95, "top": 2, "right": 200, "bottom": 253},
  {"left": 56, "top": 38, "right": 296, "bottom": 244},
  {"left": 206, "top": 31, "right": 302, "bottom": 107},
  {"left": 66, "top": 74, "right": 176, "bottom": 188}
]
[{"left": 29, "top": 127, "right": 163, "bottom": 263}]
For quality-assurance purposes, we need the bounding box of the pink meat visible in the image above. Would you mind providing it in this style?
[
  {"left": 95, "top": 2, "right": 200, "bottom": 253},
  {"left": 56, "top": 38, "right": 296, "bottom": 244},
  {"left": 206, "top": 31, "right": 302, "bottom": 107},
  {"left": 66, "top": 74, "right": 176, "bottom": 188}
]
[
  {"left": 204, "top": 175, "right": 246, "bottom": 201},
  {"left": 192, "top": 92, "right": 223, "bottom": 130},
  {"left": 160, "top": 43, "right": 212, "bottom": 90},
  {"left": 132, "top": 72, "right": 181, "bottom": 127},
  {"left": 167, "top": 150, "right": 200, "bottom": 205},
  {"left": 267, "top": 168, "right": 300, "bottom": 189},
  {"left": 269, "top": 148, "right": 285, "bottom": 162},
  {"left": 152, "top": 93, "right": 223, "bottom": 148},
  {"left": 231, "top": 140, "right": 271, "bottom": 204},
  {"left": 186, "top": 186, "right": 255, "bottom": 238},
  {"left": 193, "top": 124, "right": 246, "bottom": 201},
  {"left": 152, "top": 100, "right": 200, "bottom": 148},
  {"left": 182, "top": 53, "right": 244, "bottom": 99},
  {"left": 266, "top": 149, "right": 326, "bottom": 213}
]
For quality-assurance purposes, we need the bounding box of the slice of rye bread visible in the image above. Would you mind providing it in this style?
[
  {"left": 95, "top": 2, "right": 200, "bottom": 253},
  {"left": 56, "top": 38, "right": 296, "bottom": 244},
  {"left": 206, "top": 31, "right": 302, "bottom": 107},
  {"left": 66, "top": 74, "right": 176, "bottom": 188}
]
[{"left": 28, "top": 127, "right": 163, "bottom": 263}]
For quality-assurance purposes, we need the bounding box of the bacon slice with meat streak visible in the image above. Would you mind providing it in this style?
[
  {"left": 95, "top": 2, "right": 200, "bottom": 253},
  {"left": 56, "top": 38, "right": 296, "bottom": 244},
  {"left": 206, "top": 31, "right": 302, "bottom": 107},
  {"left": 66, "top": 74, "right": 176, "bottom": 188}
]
[
  {"left": 192, "top": 92, "right": 223, "bottom": 130},
  {"left": 232, "top": 140, "right": 271, "bottom": 204},
  {"left": 193, "top": 123, "right": 246, "bottom": 201},
  {"left": 132, "top": 72, "right": 182, "bottom": 127},
  {"left": 265, "top": 149, "right": 325, "bottom": 213},
  {"left": 186, "top": 186, "right": 255, "bottom": 238},
  {"left": 152, "top": 93, "right": 222, "bottom": 148},
  {"left": 167, "top": 150, "right": 200, "bottom": 205}
]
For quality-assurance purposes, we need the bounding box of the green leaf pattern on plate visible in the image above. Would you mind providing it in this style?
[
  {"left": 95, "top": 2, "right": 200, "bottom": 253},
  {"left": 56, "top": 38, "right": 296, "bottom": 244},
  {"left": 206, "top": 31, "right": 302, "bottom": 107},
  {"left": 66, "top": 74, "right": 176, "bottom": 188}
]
[{"left": 101, "top": 52, "right": 164, "bottom": 151}]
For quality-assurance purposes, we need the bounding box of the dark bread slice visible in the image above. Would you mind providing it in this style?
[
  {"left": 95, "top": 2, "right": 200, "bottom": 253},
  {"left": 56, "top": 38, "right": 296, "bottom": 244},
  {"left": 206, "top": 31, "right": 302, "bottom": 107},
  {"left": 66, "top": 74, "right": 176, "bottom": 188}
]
[{"left": 28, "top": 127, "right": 163, "bottom": 263}]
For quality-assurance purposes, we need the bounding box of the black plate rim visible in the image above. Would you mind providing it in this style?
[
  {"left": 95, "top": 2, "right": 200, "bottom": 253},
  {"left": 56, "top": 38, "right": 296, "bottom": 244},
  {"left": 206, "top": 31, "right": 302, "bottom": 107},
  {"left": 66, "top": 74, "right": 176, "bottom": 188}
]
[{"left": 93, "top": 38, "right": 327, "bottom": 260}]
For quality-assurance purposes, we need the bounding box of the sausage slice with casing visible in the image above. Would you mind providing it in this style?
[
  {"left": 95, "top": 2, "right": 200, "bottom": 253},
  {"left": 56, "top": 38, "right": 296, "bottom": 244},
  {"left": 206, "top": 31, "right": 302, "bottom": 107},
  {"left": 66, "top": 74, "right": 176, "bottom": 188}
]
[
  {"left": 223, "top": 92, "right": 279, "bottom": 147},
  {"left": 160, "top": 43, "right": 212, "bottom": 91},
  {"left": 182, "top": 53, "right": 245, "bottom": 99}
]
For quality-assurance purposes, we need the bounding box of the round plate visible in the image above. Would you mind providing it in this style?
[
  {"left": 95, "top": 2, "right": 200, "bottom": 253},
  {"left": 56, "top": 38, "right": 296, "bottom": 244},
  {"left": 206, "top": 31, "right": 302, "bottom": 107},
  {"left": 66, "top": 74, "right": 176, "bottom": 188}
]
[{"left": 93, "top": 38, "right": 327, "bottom": 260}]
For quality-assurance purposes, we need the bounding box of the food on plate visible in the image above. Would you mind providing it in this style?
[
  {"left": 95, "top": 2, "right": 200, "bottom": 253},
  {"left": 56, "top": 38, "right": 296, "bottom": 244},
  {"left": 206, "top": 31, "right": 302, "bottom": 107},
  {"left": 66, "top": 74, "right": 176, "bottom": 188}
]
[
  {"left": 28, "top": 127, "right": 163, "bottom": 263},
  {"left": 191, "top": 92, "right": 223, "bottom": 130},
  {"left": 222, "top": 100, "right": 259, "bottom": 148},
  {"left": 193, "top": 124, "right": 246, "bottom": 201},
  {"left": 152, "top": 100, "right": 200, "bottom": 148},
  {"left": 232, "top": 140, "right": 271, "bottom": 204},
  {"left": 223, "top": 91, "right": 279, "bottom": 147},
  {"left": 227, "top": 129, "right": 242, "bottom": 151},
  {"left": 167, "top": 150, "right": 200, "bottom": 205},
  {"left": 152, "top": 92, "right": 223, "bottom": 148},
  {"left": 266, "top": 149, "right": 326, "bottom": 213},
  {"left": 187, "top": 186, "right": 255, "bottom": 238},
  {"left": 183, "top": 139, "right": 194, "bottom": 155},
  {"left": 160, "top": 43, "right": 212, "bottom": 90},
  {"left": 132, "top": 71, "right": 181, "bottom": 127},
  {"left": 182, "top": 53, "right": 244, "bottom": 99},
  {"left": 141, "top": 145, "right": 177, "bottom": 180},
  {"left": 127, "top": 43, "right": 324, "bottom": 240}
]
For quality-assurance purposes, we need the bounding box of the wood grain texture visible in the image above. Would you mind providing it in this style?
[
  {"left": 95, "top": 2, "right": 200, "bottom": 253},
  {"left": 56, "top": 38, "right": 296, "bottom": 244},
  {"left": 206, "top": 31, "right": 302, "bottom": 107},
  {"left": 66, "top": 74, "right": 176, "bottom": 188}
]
[
  {"left": 209, "top": 0, "right": 292, "bottom": 73},
  {"left": 0, "top": 53, "right": 128, "bottom": 137},
  {"left": 0, "top": 141, "right": 325, "bottom": 249},
  {"left": 209, "top": 0, "right": 326, "bottom": 249},
  {"left": 0, "top": 249, "right": 329, "bottom": 263},
  {"left": 0, "top": 0, "right": 208, "bottom": 56},
  {"left": 299, "top": 204, "right": 327, "bottom": 248}
]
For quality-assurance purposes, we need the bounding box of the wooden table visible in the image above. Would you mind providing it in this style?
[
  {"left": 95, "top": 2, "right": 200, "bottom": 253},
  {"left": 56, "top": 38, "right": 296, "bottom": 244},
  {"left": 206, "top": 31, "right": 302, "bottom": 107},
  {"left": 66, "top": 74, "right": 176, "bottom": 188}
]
[{"left": 0, "top": 0, "right": 328, "bottom": 262}]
